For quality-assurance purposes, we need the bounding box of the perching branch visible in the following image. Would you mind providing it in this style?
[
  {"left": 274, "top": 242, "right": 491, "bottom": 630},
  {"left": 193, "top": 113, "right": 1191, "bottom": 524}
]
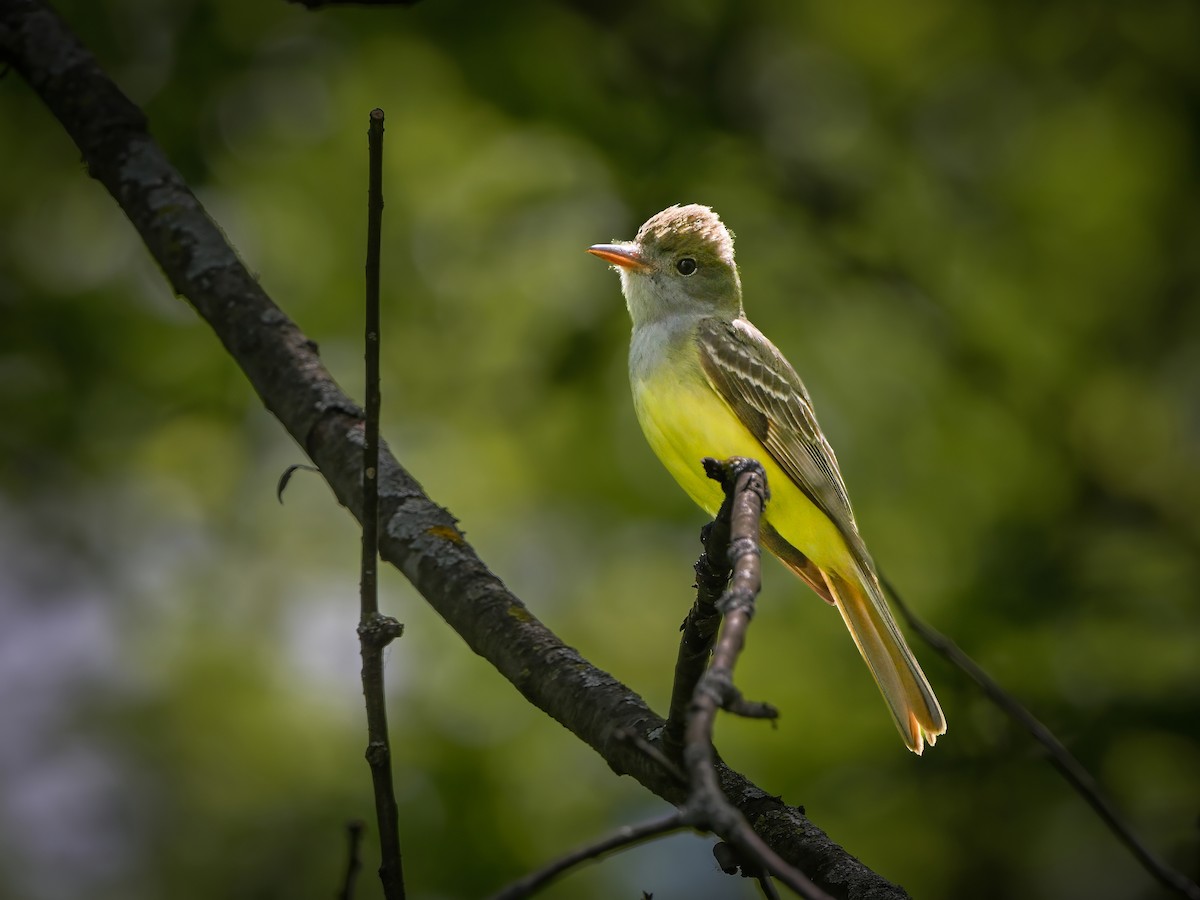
[
  {"left": 493, "top": 460, "right": 829, "bottom": 900},
  {"left": 0, "top": 4, "right": 907, "bottom": 898},
  {"left": 676, "top": 459, "right": 826, "bottom": 900}
]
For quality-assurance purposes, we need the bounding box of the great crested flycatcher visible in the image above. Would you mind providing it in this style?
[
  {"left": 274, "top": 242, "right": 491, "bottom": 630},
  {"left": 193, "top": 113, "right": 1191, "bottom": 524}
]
[{"left": 588, "top": 204, "right": 946, "bottom": 753}]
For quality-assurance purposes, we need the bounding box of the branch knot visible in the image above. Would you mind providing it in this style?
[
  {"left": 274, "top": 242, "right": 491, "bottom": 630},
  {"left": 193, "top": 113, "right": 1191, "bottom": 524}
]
[{"left": 358, "top": 611, "right": 404, "bottom": 648}]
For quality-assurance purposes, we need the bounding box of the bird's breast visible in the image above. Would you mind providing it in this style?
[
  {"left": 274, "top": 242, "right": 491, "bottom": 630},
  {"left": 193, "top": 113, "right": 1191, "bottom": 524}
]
[{"left": 630, "top": 357, "right": 763, "bottom": 518}]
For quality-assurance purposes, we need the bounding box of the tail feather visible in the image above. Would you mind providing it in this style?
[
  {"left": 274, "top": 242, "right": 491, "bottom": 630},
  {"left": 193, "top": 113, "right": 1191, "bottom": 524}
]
[{"left": 823, "top": 569, "right": 946, "bottom": 754}]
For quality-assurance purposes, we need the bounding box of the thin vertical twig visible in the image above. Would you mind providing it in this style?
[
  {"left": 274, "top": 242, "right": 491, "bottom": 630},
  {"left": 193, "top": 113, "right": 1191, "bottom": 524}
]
[{"left": 359, "top": 106, "right": 406, "bottom": 900}]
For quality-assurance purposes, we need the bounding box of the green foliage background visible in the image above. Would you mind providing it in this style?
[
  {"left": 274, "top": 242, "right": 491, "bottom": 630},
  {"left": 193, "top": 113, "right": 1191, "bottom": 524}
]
[{"left": 2, "top": 1, "right": 1198, "bottom": 898}]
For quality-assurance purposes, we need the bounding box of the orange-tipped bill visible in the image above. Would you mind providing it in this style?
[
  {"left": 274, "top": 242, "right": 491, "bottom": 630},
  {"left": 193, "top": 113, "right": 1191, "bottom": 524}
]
[{"left": 587, "top": 243, "right": 649, "bottom": 270}]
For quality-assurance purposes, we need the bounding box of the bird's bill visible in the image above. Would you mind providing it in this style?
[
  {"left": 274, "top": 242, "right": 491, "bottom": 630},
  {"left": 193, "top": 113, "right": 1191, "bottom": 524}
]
[{"left": 587, "top": 243, "right": 649, "bottom": 271}]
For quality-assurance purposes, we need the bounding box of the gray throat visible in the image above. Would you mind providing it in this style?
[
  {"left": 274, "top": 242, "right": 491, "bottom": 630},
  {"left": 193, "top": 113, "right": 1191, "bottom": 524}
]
[{"left": 628, "top": 312, "right": 711, "bottom": 385}]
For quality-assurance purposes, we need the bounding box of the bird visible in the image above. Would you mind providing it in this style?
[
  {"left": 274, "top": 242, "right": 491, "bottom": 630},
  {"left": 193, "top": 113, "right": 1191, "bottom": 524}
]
[{"left": 588, "top": 203, "right": 946, "bottom": 753}]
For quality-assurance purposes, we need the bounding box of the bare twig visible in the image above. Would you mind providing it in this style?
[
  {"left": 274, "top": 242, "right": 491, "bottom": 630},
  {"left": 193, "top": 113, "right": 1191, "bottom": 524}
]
[
  {"left": 358, "top": 107, "right": 406, "bottom": 900},
  {"left": 883, "top": 576, "right": 1200, "bottom": 900},
  {"left": 488, "top": 811, "right": 685, "bottom": 900},
  {"left": 490, "top": 461, "right": 828, "bottom": 900},
  {"left": 678, "top": 458, "right": 829, "bottom": 900},
  {"left": 337, "top": 820, "right": 366, "bottom": 900},
  {"left": 491, "top": 460, "right": 821, "bottom": 900}
]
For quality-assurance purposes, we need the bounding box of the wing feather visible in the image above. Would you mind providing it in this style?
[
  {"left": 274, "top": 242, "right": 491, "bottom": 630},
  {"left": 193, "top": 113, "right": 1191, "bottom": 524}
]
[{"left": 696, "top": 316, "right": 874, "bottom": 571}]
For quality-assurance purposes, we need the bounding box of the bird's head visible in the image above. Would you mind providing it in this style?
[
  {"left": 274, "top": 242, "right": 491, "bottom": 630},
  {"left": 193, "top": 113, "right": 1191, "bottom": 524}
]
[{"left": 588, "top": 204, "right": 743, "bottom": 327}]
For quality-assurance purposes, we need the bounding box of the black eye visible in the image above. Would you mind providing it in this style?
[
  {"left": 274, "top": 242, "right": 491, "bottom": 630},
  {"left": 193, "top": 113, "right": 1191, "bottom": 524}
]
[{"left": 676, "top": 257, "right": 697, "bottom": 275}]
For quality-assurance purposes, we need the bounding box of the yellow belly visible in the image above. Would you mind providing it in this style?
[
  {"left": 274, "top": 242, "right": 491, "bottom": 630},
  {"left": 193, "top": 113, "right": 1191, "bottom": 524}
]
[{"left": 632, "top": 367, "right": 853, "bottom": 573}]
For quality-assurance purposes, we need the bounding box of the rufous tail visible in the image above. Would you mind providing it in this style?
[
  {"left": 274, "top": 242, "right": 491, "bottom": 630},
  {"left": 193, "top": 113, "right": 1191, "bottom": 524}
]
[{"left": 822, "top": 568, "right": 946, "bottom": 754}]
